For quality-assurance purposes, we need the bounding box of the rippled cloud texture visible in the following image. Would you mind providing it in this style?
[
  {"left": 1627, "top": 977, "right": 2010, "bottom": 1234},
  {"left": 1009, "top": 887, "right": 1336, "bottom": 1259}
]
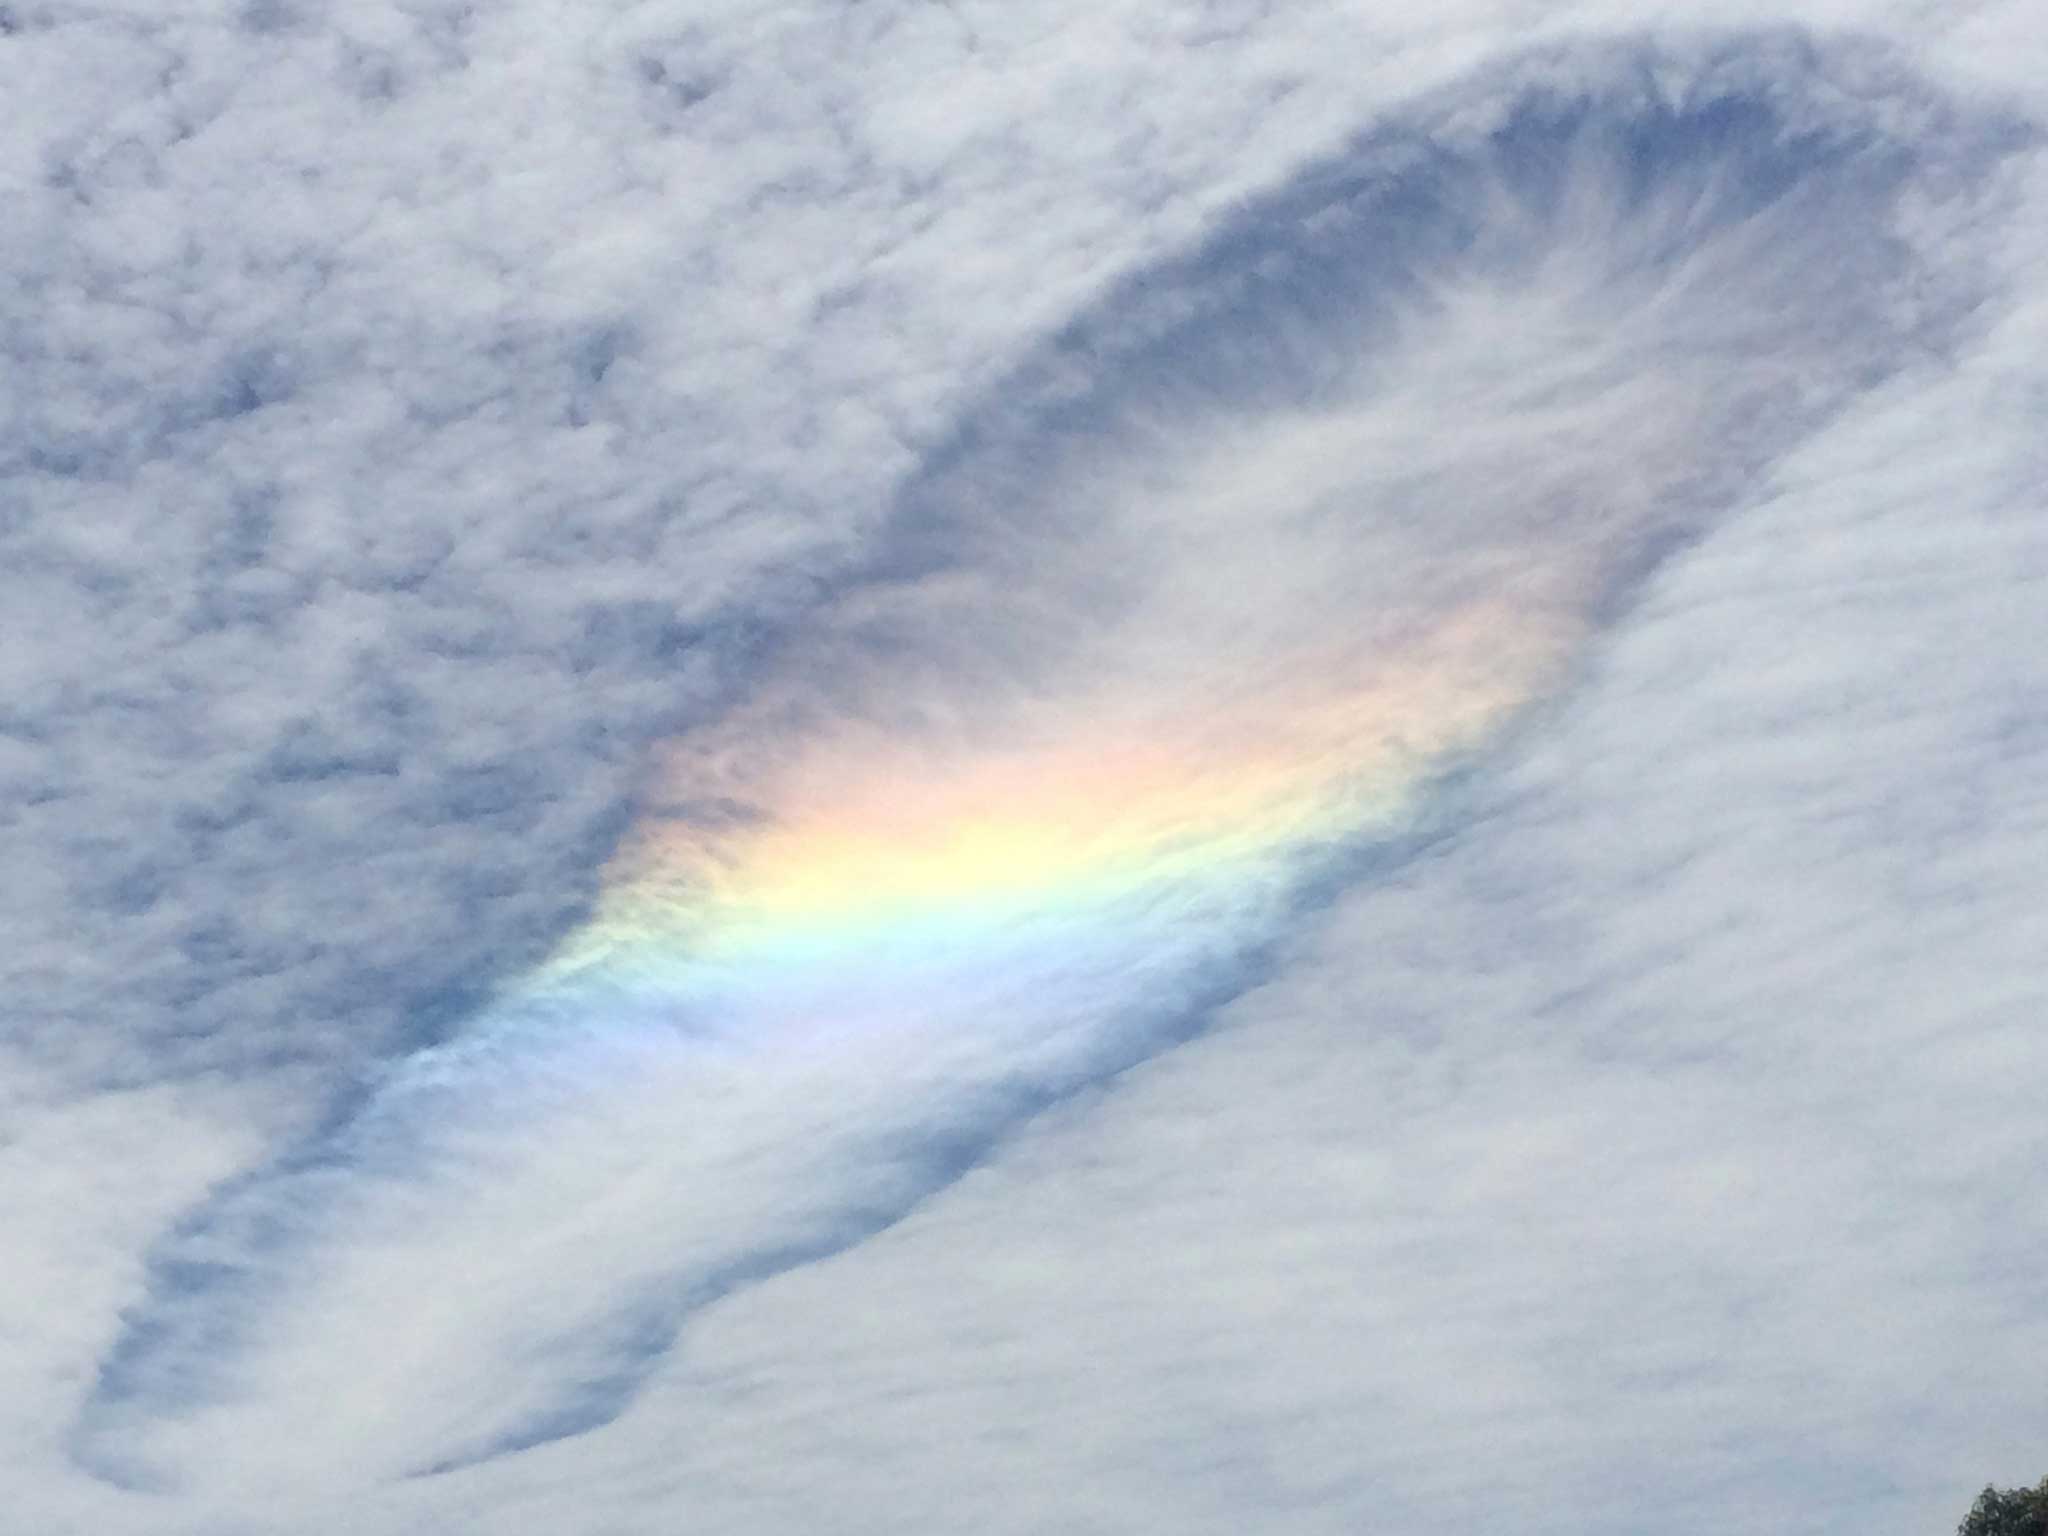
[{"left": 6, "top": 6, "right": 2048, "bottom": 1535}]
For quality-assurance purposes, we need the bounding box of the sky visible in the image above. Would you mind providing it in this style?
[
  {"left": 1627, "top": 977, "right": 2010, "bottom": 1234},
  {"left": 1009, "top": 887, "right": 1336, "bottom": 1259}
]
[{"left": 4, "top": 3, "right": 2047, "bottom": 1534}]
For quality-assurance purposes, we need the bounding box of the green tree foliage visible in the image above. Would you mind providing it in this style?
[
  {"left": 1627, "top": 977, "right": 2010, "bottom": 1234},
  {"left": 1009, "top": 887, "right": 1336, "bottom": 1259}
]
[{"left": 1958, "top": 1477, "right": 2048, "bottom": 1536}]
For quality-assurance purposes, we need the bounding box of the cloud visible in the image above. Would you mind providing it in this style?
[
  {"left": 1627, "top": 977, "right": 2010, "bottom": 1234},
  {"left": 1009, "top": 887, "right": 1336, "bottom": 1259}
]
[
  {"left": 6, "top": 4, "right": 2048, "bottom": 1533},
  {"left": 50, "top": 26, "right": 2047, "bottom": 1516}
]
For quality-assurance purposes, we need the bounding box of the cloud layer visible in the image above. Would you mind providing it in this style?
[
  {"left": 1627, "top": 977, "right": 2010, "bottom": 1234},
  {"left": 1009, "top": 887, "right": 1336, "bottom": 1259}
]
[{"left": 6, "top": 6, "right": 2047, "bottom": 1535}]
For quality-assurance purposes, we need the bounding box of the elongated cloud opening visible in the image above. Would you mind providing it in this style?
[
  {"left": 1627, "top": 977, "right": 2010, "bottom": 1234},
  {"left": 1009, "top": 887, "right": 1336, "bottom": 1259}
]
[{"left": 76, "top": 34, "right": 2031, "bottom": 1492}]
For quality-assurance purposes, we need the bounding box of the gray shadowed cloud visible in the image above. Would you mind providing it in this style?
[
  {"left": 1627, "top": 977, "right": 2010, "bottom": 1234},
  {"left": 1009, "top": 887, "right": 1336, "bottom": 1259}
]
[
  {"left": 61, "top": 32, "right": 2039, "bottom": 1502},
  {"left": 0, "top": 0, "right": 998, "bottom": 1096}
]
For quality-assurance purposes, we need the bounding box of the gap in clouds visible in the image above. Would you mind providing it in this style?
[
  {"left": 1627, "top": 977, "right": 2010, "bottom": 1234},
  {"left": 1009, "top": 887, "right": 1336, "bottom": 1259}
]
[{"left": 71, "top": 32, "right": 2036, "bottom": 1498}]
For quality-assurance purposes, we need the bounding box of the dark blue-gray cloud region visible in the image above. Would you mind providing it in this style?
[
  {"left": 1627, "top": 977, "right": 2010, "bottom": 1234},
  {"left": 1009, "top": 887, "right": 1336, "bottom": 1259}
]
[{"left": 6, "top": 9, "right": 2048, "bottom": 1536}]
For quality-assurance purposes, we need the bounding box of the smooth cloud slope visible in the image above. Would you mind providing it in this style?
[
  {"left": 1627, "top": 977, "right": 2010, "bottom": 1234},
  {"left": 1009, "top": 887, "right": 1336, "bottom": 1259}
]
[{"left": 5, "top": 7, "right": 2048, "bottom": 1536}]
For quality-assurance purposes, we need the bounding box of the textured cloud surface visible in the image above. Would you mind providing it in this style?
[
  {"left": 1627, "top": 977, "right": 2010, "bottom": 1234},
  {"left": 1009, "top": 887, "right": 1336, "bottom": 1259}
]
[{"left": 7, "top": 5, "right": 2048, "bottom": 1535}]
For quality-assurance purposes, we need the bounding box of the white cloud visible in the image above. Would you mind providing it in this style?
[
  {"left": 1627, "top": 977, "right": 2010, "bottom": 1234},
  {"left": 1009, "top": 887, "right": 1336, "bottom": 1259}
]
[{"left": 5, "top": 3, "right": 2047, "bottom": 1533}]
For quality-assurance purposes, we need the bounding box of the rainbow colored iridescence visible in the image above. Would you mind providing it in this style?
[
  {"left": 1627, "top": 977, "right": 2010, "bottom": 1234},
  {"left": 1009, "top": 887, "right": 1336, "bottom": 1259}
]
[{"left": 517, "top": 595, "right": 1574, "bottom": 1056}]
